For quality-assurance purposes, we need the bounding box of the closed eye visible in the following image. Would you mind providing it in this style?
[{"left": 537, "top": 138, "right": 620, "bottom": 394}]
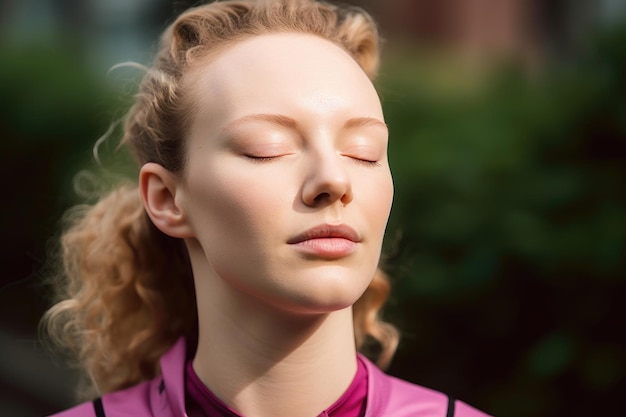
[
  {"left": 340, "top": 142, "right": 383, "bottom": 167},
  {"left": 347, "top": 156, "right": 382, "bottom": 167},
  {"left": 245, "top": 154, "right": 281, "bottom": 163}
]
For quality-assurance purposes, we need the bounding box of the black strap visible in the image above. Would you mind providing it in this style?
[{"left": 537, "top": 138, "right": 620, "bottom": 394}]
[
  {"left": 159, "top": 378, "right": 166, "bottom": 394},
  {"left": 446, "top": 395, "right": 456, "bottom": 417},
  {"left": 93, "top": 397, "right": 106, "bottom": 417}
]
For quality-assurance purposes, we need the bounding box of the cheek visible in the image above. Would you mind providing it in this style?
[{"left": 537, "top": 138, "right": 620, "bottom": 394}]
[
  {"left": 361, "top": 170, "right": 394, "bottom": 229},
  {"left": 184, "top": 167, "right": 289, "bottom": 246},
  {"left": 380, "top": 173, "right": 394, "bottom": 216}
]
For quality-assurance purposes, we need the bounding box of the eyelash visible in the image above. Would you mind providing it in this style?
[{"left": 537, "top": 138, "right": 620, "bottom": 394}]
[
  {"left": 245, "top": 155, "right": 280, "bottom": 163},
  {"left": 245, "top": 154, "right": 381, "bottom": 167},
  {"left": 349, "top": 157, "right": 382, "bottom": 167}
]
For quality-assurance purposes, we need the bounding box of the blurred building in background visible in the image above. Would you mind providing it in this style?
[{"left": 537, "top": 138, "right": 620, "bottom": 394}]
[
  {"left": 3, "top": 0, "right": 626, "bottom": 67},
  {"left": 374, "top": 0, "right": 624, "bottom": 62}
]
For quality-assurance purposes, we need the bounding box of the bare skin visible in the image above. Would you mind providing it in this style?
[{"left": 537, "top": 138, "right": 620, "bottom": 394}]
[{"left": 141, "top": 33, "right": 393, "bottom": 417}]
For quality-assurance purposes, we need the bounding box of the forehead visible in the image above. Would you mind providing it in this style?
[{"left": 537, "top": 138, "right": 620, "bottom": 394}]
[{"left": 184, "top": 33, "right": 383, "bottom": 128}]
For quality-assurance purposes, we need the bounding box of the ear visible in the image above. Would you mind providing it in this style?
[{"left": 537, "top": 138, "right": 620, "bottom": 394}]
[{"left": 139, "top": 162, "right": 193, "bottom": 238}]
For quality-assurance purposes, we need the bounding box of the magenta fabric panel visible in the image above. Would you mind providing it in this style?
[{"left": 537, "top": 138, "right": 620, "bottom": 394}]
[
  {"left": 48, "top": 337, "right": 493, "bottom": 417},
  {"left": 185, "top": 355, "right": 367, "bottom": 417}
]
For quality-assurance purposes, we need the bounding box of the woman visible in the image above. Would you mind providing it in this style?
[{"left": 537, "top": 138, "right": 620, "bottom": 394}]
[{"left": 44, "top": 1, "right": 491, "bottom": 416}]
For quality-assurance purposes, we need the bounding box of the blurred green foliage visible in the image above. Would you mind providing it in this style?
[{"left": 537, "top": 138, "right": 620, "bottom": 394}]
[
  {"left": 379, "top": 24, "right": 626, "bottom": 417},
  {"left": 1, "top": 21, "right": 624, "bottom": 417},
  {"left": 0, "top": 40, "right": 120, "bottom": 334}
]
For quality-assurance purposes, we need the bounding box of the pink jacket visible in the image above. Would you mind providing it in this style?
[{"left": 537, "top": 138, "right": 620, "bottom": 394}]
[{"left": 50, "top": 338, "right": 491, "bottom": 417}]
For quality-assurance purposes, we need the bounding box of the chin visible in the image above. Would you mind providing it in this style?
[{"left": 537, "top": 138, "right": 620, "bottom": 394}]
[
  {"left": 274, "top": 272, "right": 372, "bottom": 315},
  {"left": 276, "top": 297, "right": 356, "bottom": 316}
]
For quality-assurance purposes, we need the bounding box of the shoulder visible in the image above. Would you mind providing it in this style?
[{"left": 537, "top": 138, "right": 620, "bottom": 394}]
[
  {"left": 384, "top": 375, "right": 490, "bottom": 417},
  {"left": 47, "top": 338, "right": 188, "bottom": 417},
  {"left": 361, "top": 355, "right": 493, "bottom": 417},
  {"left": 47, "top": 377, "right": 163, "bottom": 417}
]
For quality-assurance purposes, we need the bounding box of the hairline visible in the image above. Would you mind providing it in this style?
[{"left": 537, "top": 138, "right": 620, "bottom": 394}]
[{"left": 174, "top": 30, "right": 375, "bottom": 176}]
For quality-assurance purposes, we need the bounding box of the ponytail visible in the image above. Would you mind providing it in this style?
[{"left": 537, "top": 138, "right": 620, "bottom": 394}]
[{"left": 42, "top": 184, "right": 196, "bottom": 398}]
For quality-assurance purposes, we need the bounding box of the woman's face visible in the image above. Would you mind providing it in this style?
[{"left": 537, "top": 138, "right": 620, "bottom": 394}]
[{"left": 176, "top": 33, "right": 393, "bottom": 315}]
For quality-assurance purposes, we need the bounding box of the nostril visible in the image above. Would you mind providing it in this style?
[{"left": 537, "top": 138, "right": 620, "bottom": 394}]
[{"left": 313, "top": 192, "right": 331, "bottom": 204}]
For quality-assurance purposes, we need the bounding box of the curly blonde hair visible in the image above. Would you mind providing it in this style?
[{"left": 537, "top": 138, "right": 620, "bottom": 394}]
[{"left": 42, "top": 0, "right": 398, "bottom": 399}]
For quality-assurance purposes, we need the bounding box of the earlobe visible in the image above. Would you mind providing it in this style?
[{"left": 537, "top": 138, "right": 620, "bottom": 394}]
[{"left": 139, "top": 162, "right": 193, "bottom": 238}]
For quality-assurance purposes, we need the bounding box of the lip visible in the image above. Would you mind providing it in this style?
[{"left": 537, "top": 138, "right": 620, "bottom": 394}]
[
  {"left": 287, "top": 224, "right": 361, "bottom": 259},
  {"left": 288, "top": 224, "right": 361, "bottom": 244}
]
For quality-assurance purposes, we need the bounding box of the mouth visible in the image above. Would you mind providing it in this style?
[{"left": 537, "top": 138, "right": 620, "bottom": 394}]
[{"left": 287, "top": 224, "right": 361, "bottom": 259}]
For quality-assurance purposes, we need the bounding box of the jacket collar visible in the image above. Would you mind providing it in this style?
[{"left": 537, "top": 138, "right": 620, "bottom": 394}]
[
  {"left": 160, "top": 337, "right": 188, "bottom": 417},
  {"left": 360, "top": 353, "right": 390, "bottom": 416},
  {"left": 159, "top": 337, "right": 390, "bottom": 417}
]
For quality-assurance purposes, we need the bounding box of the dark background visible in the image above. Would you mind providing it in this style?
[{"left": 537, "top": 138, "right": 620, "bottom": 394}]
[{"left": 1, "top": 0, "right": 625, "bottom": 416}]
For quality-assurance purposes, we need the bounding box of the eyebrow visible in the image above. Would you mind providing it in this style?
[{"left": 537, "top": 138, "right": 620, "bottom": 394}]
[
  {"left": 222, "top": 113, "right": 388, "bottom": 132},
  {"left": 222, "top": 114, "right": 297, "bottom": 131},
  {"left": 343, "top": 117, "right": 388, "bottom": 130}
]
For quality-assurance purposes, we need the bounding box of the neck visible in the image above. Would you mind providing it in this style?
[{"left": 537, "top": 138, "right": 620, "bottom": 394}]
[{"left": 191, "top": 262, "right": 359, "bottom": 417}]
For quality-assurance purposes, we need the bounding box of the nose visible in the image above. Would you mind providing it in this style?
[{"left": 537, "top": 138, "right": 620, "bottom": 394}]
[{"left": 301, "top": 152, "right": 353, "bottom": 207}]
